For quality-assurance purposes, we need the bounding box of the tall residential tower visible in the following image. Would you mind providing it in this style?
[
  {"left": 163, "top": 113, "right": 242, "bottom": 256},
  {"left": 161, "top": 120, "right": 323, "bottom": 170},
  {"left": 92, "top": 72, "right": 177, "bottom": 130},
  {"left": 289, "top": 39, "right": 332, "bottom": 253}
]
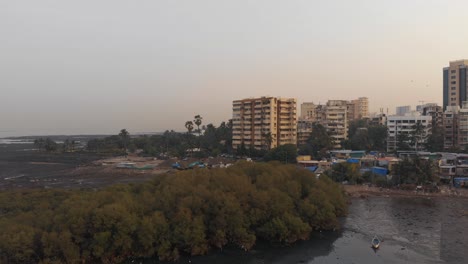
[
  {"left": 232, "top": 97, "right": 297, "bottom": 151},
  {"left": 443, "top": 60, "right": 468, "bottom": 110}
]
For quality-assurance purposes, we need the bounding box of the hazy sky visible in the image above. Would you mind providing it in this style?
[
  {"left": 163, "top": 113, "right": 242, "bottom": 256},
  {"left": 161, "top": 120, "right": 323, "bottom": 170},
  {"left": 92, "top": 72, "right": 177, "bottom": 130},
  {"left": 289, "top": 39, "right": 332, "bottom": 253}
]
[{"left": 1, "top": 0, "right": 468, "bottom": 136}]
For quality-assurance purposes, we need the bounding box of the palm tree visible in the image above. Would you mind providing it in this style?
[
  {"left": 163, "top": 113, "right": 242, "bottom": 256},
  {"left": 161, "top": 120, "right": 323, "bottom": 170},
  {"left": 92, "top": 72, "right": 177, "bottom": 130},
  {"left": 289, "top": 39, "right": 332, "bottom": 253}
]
[
  {"left": 185, "top": 121, "right": 194, "bottom": 157},
  {"left": 71, "top": 140, "right": 76, "bottom": 152},
  {"left": 194, "top": 115, "right": 203, "bottom": 136},
  {"left": 185, "top": 121, "right": 194, "bottom": 134},
  {"left": 119, "top": 129, "right": 130, "bottom": 150},
  {"left": 194, "top": 115, "right": 203, "bottom": 153},
  {"left": 262, "top": 132, "right": 273, "bottom": 151},
  {"left": 411, "top": 122, "right": 424, "bottom": 151},
  {"left": 63, "top": 139, "right": 70, "bottom": 152},
  {"left": 34, "top": 138, "right": 45, "bottom": 151}
]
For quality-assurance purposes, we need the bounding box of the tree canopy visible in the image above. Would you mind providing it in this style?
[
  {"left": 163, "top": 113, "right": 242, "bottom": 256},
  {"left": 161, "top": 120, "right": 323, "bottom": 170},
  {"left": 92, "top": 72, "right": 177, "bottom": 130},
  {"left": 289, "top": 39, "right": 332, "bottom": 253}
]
[
  {"left": 87, "top": 120, "right": 233, "bottom": 158},
  {"left": 0, "top": 162, "right": 347, "bottom": 263},
  {"left": 343, "top": 119, "right": 387, "bottom": 151},
  {"left": 264, "top": 144, "right": 298, "bottom": 163},
  {"left": 299, "top": 123, "right": 333, "bottom": 160},
  {"left": 425, "top": 126, "right": 444, "bottom": 152},
  {"left": 394, "top": 157, "right": 438, "bottom": 185}
]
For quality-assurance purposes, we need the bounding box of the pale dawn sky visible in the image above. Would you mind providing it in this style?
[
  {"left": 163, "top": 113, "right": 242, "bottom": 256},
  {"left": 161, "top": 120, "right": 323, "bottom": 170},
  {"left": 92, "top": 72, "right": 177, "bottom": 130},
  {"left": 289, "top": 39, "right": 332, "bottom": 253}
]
[{"left": 1, "top": 0, "right": 468, "bottom": 136}]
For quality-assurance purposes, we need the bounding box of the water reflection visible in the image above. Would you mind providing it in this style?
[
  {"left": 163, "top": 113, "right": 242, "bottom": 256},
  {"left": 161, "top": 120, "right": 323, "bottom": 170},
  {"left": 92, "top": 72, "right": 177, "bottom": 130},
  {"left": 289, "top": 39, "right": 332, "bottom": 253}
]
[{"left": 133, "top": 197, "right": 468, "bottom": 264}]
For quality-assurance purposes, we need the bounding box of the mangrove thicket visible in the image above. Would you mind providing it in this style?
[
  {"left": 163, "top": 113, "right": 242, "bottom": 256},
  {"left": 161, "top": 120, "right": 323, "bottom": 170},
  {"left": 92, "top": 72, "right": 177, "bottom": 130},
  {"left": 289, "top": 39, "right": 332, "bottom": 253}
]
[{"left": 0, "top": 162, "right": 347, "bottom": 263}]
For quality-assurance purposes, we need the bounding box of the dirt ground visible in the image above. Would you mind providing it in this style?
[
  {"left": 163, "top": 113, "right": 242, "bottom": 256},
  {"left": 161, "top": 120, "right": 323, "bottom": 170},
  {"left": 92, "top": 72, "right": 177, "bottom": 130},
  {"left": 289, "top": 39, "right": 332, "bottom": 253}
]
[
  {"left": 0, "top": 144, "right": 172, "bottom": 190},
  {"left": 0, "top": 143, "right": 239, "bottom": 190}
]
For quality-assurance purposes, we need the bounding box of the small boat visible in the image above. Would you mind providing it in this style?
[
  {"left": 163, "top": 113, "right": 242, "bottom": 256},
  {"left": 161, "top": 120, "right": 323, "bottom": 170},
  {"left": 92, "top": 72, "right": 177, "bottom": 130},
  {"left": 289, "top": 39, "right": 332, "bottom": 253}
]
[{"left": 371, "top": 235, "right": 380, "bottom": 249}]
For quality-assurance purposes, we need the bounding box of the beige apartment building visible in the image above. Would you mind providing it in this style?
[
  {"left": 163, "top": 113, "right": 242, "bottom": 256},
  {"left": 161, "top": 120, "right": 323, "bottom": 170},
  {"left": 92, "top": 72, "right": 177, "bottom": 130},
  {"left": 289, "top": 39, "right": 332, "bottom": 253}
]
[
  {"left": 325, "top": 100, "right": 348, "bottom": 148},
  {"left": 299, "top": 97, "right": 367, "bottom": 149},
  {"left": 297, "top": 104, "right": 325, "bottom": 146},
  {"left": 232, "top": 97, "right": 297, "bottom": 151},
  {"left": 347, "top": 97, "right": 369, "bottom": 121},
  {"left": 297, "top": 118, "right": 313, "bottom": 146}
]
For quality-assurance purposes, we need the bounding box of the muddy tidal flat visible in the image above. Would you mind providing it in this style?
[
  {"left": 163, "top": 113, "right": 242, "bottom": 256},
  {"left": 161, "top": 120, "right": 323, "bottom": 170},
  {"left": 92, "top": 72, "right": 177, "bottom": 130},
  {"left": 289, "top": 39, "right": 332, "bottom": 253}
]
[{"left": 0, "top": 141, "right": 166, "bottom": 190}]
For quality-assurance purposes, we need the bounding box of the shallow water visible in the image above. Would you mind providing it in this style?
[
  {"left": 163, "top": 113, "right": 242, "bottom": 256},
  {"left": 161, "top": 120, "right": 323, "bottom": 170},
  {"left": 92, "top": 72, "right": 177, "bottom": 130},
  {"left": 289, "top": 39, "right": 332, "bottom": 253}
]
[
  {"left": 0, "top": 138, "right": 32, "bottom": 144},
  {"left": 136, "top": 196, "right": 468, "bottom": 264}
]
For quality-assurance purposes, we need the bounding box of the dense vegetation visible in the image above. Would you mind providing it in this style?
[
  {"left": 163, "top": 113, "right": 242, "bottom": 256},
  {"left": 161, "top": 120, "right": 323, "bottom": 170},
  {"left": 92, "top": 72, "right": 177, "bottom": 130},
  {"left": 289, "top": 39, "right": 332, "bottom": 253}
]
[
  {"left": 393, "top": 157, "right": 438, "bottom": 185},
  {"left": 326, "top": 163, "right": 363, "bottom": 184},
  {"left": 342, "top": 119, "right": 387, "bottom": 152},
  {"left": 299, "top": 123, "right": 334, "bottom": 160},
  {"left": 264, "top": 144, "right": 298, "bottom": 164},
  {"left": 87, "top": 118, "right": 233, "bottom": 158},
  {"left": 0, "top": 162, "right": 347, "bottom": 263}
]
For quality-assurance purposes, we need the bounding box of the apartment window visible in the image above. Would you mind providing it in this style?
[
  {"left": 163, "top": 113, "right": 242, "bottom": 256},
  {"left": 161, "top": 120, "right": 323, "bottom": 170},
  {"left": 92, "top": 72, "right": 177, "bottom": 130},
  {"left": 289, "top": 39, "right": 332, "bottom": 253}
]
[
  {"left": 451, "top": 98, "right": 457, "bottom": 101},
  {"left": 452, "top": 92, "right": 456, "bottom": 95},
  {"left": 452, "top": 87, "right": 456, "bottom": 90},
  {"left": 451, "top": 70, "right": 456, "bottom": 73},
  {"left": 451, "top": 81, "right": 457, "bottom": 84},
  {"left": 451, "top": 75, "right": 456, "bottom": 79}
]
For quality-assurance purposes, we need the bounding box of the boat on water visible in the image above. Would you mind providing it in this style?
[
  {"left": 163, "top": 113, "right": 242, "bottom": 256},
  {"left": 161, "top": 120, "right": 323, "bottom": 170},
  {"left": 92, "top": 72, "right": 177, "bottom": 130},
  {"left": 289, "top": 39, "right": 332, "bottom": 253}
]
[{"left": 371, "top": 235, "right": 380, "bottom": 249}]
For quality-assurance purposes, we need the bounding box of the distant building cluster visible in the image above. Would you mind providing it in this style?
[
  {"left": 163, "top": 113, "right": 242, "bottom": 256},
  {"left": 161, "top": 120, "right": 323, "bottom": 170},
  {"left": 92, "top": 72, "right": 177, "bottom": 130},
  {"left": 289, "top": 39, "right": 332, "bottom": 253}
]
[
  {"left": 232, "top": 96, "right": 369, "bottom": 150},
  {"left": 231, "top": 59, "right": 468, "bottom": 153},
  {"left": 440, "top": 60, "right": 468, "bottom": 151},
  {"left": 298, "top": 98, "right": 369, "bottom": 148}
]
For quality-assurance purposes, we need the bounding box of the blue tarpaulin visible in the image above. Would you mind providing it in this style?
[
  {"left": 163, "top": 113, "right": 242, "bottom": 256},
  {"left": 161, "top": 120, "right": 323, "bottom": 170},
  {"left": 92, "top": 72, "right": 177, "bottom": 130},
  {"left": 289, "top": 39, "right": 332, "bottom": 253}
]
[
  {"left": 360, "top": 168, "right": 371, "bottom": 174},
  {"left": 347, "top": 158, "right": 360, "bottom": 164},
  {"left": 453, "top": 178, "right": 468, "bottom": 188},
  {"left": 307, "top": 166, "right": 318, "bottom": 172},
  {"left": 371, "top": 166, "right": 388, "bottom": 176}
]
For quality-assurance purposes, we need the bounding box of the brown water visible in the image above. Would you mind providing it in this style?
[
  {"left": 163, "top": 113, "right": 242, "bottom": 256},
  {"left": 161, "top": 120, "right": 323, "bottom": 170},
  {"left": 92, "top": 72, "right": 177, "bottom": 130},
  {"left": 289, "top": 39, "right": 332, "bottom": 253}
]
[{"left": 135, "top": 196, "right": 468, "bottom": 264}]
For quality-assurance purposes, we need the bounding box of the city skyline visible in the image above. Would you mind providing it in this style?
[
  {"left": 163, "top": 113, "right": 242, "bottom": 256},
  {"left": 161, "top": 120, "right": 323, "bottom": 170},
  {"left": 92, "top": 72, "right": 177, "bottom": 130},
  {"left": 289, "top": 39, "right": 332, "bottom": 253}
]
[{"left": 2, "top": 1, "right": 468, "bottom": 137}]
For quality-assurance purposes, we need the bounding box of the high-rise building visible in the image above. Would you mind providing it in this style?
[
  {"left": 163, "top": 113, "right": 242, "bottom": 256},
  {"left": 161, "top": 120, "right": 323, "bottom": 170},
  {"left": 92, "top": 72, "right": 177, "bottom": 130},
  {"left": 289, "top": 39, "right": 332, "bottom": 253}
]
[
  {"left": 325, "top": 100, "right": 348, "bottom": 149},
  {"left": 347, "top": 97, "right": 369, "bottom": 121},
  {"left": 443, "top": 106, "right": 460, "bottom": 150},
  {"left": 458, "top": 102, "right": 468, "bottom": 149},
  {"left": 396, "top": 106, "right": 411, "bottom": 116},
  {"left": 300, "top": 102, "right": 317, "bottom": 119},
  {"left": 297, "top": 118, "right": 314, "bottom": 146},
  {"left": 369, "top": 111, "right": 387, "bottom": 126},
  {"left": 232, "top": 97, "right": 297, "bottom": 150},
  {"left": 387, "top": 113, "right": 432, "bottom": 152},
  {"left": 297, "top": 103, "right": 325, "bottom": 147},
  {"left": 443, "top": 60, "right": 468, "bottom": 110},
  {"left": 299, "top": 98, "right": 367, "bottom": 149},
  {"left": 420, "top": 103, "right": 443, "bottom": 130}
]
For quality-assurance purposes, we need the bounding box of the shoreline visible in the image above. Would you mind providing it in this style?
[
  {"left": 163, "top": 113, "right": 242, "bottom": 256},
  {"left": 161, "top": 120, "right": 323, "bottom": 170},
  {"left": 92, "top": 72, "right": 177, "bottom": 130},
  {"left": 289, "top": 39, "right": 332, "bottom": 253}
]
[{"left": 344, "top": 184, "right": 468, "bottom": 199}]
